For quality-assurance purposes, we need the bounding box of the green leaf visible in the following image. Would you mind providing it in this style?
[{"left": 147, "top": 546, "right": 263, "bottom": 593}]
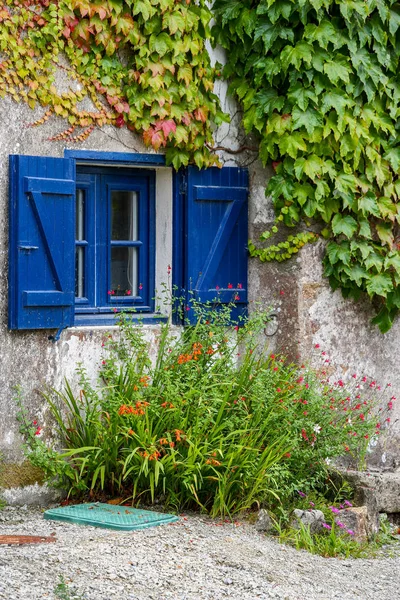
[
  {"left": 278, "top": 132, "right": 307, "bottom": 158},
  {"left": 376, "top": 222, "right": 394, "bottom": 248},
  {"left": 321, "top": 91, "right": 352, "bottom": 117},
  {"left": 323, "top": 58, "right": 351, "bottom": 84},
  {"left": 384, "top": 147, "right": 400, "bottom": 173},
  {"left": 371, "top": 307, "right": 395, "bottom": 333},
  {"left": 366, "top": 273, "right": 393, "bottom": 298},
  {"left": 344, "top": 264, "right": 368, "bottom": 286},
  {"left": 331, "top": 214, "right": 358, "bottom": 238},
  {"left": 292, "top": 107, "right": 323, "bottom": 134},
  {"left": 294, "top": 155, "right": 324, "bottom": 181},
  {"left": 267, "top": 175, "right": 294, "bottom": 201},
  {"left": 358, "top": 192, "right": 380, "bottom": 217},
  {"left": 293, "top": 182, "right": 314, "bottom": 206},
  {"left": 280, "top": 42, "right": 313, "bottom": 70}
]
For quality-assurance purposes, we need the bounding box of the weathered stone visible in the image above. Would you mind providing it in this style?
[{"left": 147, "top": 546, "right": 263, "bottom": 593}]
[
  {"left": 341, "top": 469, "right": 400, "bottom": 513},
  {"left": 255, "top": 509, "right": 274, "bottom": 533},
  {"left": 291, "top": 509, "right": 325, "bottom": 534},
  {"left": 336, "top": 506, "right": 369, "bottom": 542},
  {"left": 354, "top": 486, "right": 380, "bottom": 536}
]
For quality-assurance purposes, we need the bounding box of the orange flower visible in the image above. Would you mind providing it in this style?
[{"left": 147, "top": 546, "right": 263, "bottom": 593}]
[
  {"left": 159, "top": 438, "right": 168, "bottom": 445},
  {"left": 206, "top": 458, "right": 221, "bottom": 466},
  {"left": 128, "top": 429, "right": 135, "bottom": 435},
  {"left": 174, "top": 429, "right": 184, "bottom": 442},
  {"left": 161, "top": 401, "right": 174, "bottom": 409},
  {"left": 206, "top": 347, "right": 214, "bottom": 355},
  {"left": 169, "top": 441, "right": 175, "bottom": 448}
]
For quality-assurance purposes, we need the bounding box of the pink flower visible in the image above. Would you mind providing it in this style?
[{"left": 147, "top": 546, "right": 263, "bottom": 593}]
[
  {"left": 279, "top": 290, "right": 284, "bottom": 296},
  {"left": 352, "top": 374, "right": 357, "bottom": 378},
  {"left": 237, "top": 283, "right": 242, "bottom": 289},
  {"left": 309, "top": 501, "right": 315, "bottom": 507},
  {"left": 362, "top": 376, "right": 367, "bottom": 382},
  {"left": 34, "top": 427, "right": 42, "bottom": 437},
  {"left": 297, "top": 490, "right": 306, "bottom": 498},
  {"left": 234, "top": 294, "right": 240, "bottom": 301},
  {"left": 126, "top": 290, "right": 131, "bottom": 296},
  {"left": 186, "top": 305, "right": 190, "bottom": 311},
  {"left": 167, "top": 264, "right": 171, "bottom": 275},
  {"left": 315, "top": 344, "right": 320, "bottom": 349},
  {"left": 388, "top": 401, "right": 393, "bottom": 410},
  {"left": 336, "top": 520, "right": 345, "bottom": 529},
  {"left": 330, "top": 506, "right": 340, "bottom": 514},
  {"left": 108, "top": 290, "right": 115, "bottom": 295},
  {"left": 215, "top": 285, "right": 220, "bottom": 290},
  {"left": 347, "top": 529, "right": 355, "bottom": 535},
  {"left": 139, "top": 283, "right": 143, "bottom": 290},
  {"left": 228, "top": 283, "right": 233, "bottom": 289},
  {"left": 344, "top": 500, "right": 352, "bottom": 507},
  {"left": 33, "top": 420, "right": 37, "bottom": 426},
  {"left": 322, "top": 523, "right": 331, "bottom": 530},
  {"left": 234, "top": 325, "right": 239, "bottom": 331}
]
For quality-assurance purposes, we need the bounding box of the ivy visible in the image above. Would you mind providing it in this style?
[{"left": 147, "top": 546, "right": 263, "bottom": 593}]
[
  {"left": 0, "top": 0, "right": 226, "bottom": 169},
  {"left": 213, "top": 0, "right": 400, "bottom": 332}
]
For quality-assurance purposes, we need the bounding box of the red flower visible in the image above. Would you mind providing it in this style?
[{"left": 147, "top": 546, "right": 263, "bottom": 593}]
[
  {"left": 234, "top": 294, "right": 240, "bottom": 301},
  {"left": 237, "top": 283, "right": 242, "bottom": 289},
  {"left": 315, "top": 344, "right": 320, "bottom": 349},
  {"left": 388, "top": 401, "right": 393, "bottom": 410},
  {"left": 228, "top": 283, "right": 233, "bottom": 289},
  {"left": 215, "top": 285, "right": 220, "bottom": 290}
]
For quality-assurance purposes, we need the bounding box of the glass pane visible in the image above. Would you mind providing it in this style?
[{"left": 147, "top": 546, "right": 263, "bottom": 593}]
[
  {"left": 111, "top": 191, "right": 138, "bottom": 241},
  {"left": 75, "top": 247, "right": 85, "bottom": 298},
  {"left": 110, "top": 247, "right": 138, "bottom": 296},
  {"left": 76, "top": 189, "right": 85, "bottom": 241}
]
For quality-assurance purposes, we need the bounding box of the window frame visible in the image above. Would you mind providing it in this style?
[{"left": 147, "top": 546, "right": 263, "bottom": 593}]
[{"left": 65, "top": 151, "right": 169, "bottom": 327}]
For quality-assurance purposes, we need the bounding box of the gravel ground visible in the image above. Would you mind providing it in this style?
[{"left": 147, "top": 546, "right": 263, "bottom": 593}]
[{"left": 0, "top": 506, "right": 399, "bottom": 600}]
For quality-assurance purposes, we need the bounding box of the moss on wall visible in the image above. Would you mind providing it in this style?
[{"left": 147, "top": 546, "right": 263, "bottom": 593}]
[{"left": 0, "top": 461, "right": 44, "bottom": 489}]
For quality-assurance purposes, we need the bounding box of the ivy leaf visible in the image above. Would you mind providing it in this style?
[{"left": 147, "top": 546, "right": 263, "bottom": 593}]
[
  {"left": 280, "top": 42, "right": 313, "bottom": 70},
  {"left": 358, "top": 192, "right": 380, "bottom": 217},
  {"left": 293, "top": 182, "right": 315, "bottom": 206},
  {"left": 376, "top": 222, "right": 394, "bottom": 248},
  {"left": 267, "top": 174, "right": 294, "bottom": 201},
  {"left": 294, "top": 155, "right": 325, "bottom": 181},
  {"left": 384, "top": 253, "right": 400, "bottom": 275},
  {"left": 323, "top": 58, "right": 351, "bottom": 84},
  {"left": 344, "top": 264, "right": 369, "bottom": 286},
  {"left": 292, "top": 107, "right": 323, "bottom": 134},
  {"left": 384, "top": 147, "right": 400, "bottom": 173},
  {"left": 331, "top": 214, "right": 358, "bottom": 238},
  {"left": 365, "top": 252, "right": 384, "bottom": 272},
  {"left": 321, "top": 91, "right": 352, "bottom": 117},
  {"left": 165, "top": 148, "right": 190, "bottom": 170},
  {"left": 163, "top": 11, "right": 185, "bottom": 35},
  {"left": 278, "top": 132, "right": 307, "bottom": 158},
  {"left": 366, "top": 273, "right": 393, "bottom": 298},
  {"left": 371, "top": 307, "right": 395, "bottom": 333},
  {"left": 377, "top": 196, "right": 397, "bottom": 220}
]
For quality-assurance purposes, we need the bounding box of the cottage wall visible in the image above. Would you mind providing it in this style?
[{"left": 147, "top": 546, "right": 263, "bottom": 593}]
[{"left": 0, "top": 51, "right": 399, "bottom": 503}]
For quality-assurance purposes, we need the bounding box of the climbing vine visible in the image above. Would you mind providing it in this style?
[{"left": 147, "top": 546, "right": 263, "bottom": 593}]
[
  {"left": 213, "top": 0, "right": 400, "bottom": 332},
  {"left": 0, "top": 0, "right": 226, "bottom": 168}
]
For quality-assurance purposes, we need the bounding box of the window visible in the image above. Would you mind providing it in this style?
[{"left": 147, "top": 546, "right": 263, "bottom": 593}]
[
  {"left": 8, "top": 152, "right": 248, "bottom": 334},
  {"left": 74, "top": 167, "right": 155, "bottom": 319}
]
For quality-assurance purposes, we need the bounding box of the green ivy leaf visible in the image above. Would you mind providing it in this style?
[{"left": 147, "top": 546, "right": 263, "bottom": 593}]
[
  {"left": 358, "top": 192, "right": 381, "bottom": 218},
  {"left": 366, "top": 273, "right": 393, "bottom": 298},
  {"left": 331, "top": 214, "right": 358, "bottom": 238}
]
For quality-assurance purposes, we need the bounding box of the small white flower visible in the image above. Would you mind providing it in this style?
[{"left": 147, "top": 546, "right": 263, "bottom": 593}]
[
  {"left": 313, "top": 424, "right": 321, "bottom": 434},
  {"left": 325, "top": 458, "right": 332, "bottom": 465}
]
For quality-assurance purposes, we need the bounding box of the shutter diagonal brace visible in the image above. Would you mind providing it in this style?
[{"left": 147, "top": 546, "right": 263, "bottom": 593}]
[{"left": 193, "top": 188, "right": 246, "bottom": 294}]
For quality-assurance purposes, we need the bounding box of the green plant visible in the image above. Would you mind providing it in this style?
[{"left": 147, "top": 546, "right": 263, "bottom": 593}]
[
  {"left": 213, "top": 0, "right": 400, "bottom": 331},
  {"left": 277, "top": 520, "right": 366, "bottom": 558},
  {"left": 0, "top": 1, "right": 226, "bottom": 169},
  {"left": 54, "top": 576, "right": 83, "bottom": 600},
  {"left": 17, "top": 301, "right": 382, "bottom": 515}
]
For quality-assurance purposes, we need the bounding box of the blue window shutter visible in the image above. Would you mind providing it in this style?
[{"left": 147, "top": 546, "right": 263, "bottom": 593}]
[
  {"left": 9, "top": 155, "right": 75, "bottom": 330},
  {"left": 185, "top": 165, "right": 248, "bottom": 324}
]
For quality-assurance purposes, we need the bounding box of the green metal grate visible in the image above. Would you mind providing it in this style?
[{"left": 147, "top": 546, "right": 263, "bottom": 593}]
[{"left": 44, "top": 503, "right": 179, "bottom": 531}]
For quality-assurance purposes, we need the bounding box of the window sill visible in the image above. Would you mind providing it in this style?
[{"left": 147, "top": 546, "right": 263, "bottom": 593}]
[{"left": 73, "top": 313, "right": 168, "bottom": 327}]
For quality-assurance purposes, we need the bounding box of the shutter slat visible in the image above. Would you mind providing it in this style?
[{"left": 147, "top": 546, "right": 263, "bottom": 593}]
[{"left": 9, "top": 155, "right": 75, "bottom": 330}]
